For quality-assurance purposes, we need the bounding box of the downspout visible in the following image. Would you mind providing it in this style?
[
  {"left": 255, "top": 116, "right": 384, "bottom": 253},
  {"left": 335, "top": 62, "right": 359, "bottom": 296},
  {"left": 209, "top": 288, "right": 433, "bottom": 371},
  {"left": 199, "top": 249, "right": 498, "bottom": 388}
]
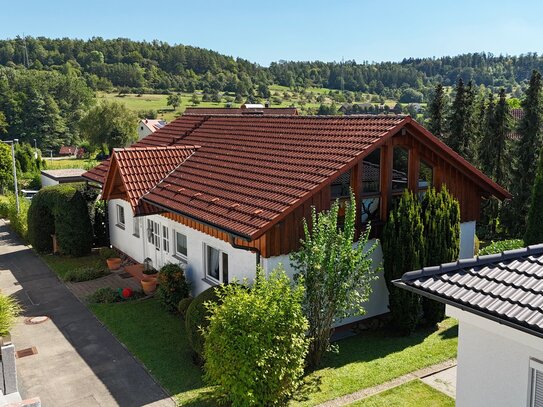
[{"left": 229, "top": 234, "right": 261, "bottom": 266}]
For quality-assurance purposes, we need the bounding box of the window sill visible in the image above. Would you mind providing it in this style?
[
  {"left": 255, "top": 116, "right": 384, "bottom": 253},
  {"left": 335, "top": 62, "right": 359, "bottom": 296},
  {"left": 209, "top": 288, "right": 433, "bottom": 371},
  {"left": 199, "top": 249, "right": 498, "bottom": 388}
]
[
  {"left": 202, "top": 277, "right": 220, "bottom": 287},
  {"left": 116, "top": 224, "right": 125, "bottom": 230},
  {"left": 173, "top": 254, "right": 188, "bottom": 263}
]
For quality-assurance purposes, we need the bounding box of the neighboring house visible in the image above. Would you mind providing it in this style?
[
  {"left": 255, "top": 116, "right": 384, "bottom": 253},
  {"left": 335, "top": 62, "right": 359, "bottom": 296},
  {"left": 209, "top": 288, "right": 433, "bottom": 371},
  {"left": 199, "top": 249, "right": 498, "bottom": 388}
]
[
  {"left": 395, "top": 246, "right": 543, "bottom": 407},
  {"left": 83, "top": 114, "right": 509, "bottom": 324},
  {"left": 508, "top": 107, "right": 524, "bottom": 141},
  {"left": 58, "top": 146, "right": 77, "bottom": 156},
  {"left": 137, "top": 119, "right": 167, "bottom": 140},
  {"left": 184, "top": 107, "right": 298, "bottom": 115},
  {"left": 41, "top": 169, "right": 87, "bottom": 187}
]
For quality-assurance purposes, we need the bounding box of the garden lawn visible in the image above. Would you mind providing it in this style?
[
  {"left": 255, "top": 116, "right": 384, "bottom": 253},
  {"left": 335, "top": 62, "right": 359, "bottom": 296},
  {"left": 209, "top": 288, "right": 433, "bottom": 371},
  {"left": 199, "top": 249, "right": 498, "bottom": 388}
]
[
  {"left": 348, "top": 379, "right": 455, "bottom": 407},
  {"left": 87, "top": 296, "right": 457, "bottom": 407},
  {"left": 42, "top": 253, "right": 103, "bottom": 280},
  {"left": 291, "top": 318, "right": 458, "bottom": 406},
  {"left": 90, "top": 299, "right": 214, "bottom": 406}
]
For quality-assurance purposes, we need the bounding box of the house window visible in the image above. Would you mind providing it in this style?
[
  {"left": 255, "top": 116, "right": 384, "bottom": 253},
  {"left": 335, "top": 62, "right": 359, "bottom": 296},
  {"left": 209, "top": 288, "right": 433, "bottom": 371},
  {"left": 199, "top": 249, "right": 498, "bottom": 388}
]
[
  {"left": 418, "top": 160, "right": 433, "bottom": 190},
  {"left": 392, "top": 147, "right": 409, "bottom": 192},
  {"left": 529, "top": 358, "right": 543, "bottom": 406},
  {"left": 133, "top": 218, "right": 140, "bottom": 237},
  {"left": 147, "top": 219, "right": 160, "bottom": 250},
  {"left": 116, "top": 205, "right": 125, "bottom": 229},
  {"left": 162, "top": 226, "right": 170, "bottom": 253},
  {"left": 361, "top": 148, "right": 381, "bottom": 223},
  {"left": 204, "top": 244, "right": 229, "bottom": 284},
  {"left": 175, "top": 231, "right": 188, "bottom": 260}
]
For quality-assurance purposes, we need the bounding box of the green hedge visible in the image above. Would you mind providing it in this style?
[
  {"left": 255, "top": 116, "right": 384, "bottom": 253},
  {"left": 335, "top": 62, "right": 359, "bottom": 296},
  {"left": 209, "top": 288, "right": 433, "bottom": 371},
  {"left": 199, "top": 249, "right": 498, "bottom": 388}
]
[
  {"left": 185, "top": 286, "right": 221, "bottom": 359},
  {"left": 28, "top": 184, "right": 93, "bottom": 256},
  {"left": 479, "top": 239, "right": 524, "bottom": 256},
  {"left": 1, "top": 194, "right": 30, "bottom": 241}
]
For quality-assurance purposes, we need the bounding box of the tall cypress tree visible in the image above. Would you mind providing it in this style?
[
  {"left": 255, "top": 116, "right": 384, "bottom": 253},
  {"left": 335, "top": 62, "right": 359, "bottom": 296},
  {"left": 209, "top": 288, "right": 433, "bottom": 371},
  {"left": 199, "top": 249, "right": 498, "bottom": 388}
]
[
  {"left": 493, "top": 89, "right": 512, "bottom": 187},
  {"left": 428, "top": 83, "right": 446, "bottom": 138},
  {"left": 478, "top": 92, "right": 496, "bottom": 176},
  {"left": 382, "top": 190, "right": 424, "bottom": 335},
  {"left": 510, "top": 70, "right": 543, "bottom": 235},
  {"left": 447, "top": 79, "right": 476, "bottom": 160},
  {"left": 421, "top": 187, "right": 460, "bottom": 325},
  {"left": 525, "top": 150, "right": 543, "bottom": 245}
]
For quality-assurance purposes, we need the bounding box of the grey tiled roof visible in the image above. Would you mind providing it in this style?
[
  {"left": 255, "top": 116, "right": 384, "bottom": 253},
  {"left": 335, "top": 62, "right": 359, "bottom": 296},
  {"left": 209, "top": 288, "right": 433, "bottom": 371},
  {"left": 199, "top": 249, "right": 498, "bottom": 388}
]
[{"left": 393, "top": 245, "right": 543, "bottom": 338}]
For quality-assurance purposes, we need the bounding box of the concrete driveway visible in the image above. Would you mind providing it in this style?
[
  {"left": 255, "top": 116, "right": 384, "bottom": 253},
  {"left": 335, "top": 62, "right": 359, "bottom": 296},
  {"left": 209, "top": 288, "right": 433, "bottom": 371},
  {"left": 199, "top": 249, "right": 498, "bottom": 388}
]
[{"left": 0, "top": 220, "right": 175, "bottom": 407}]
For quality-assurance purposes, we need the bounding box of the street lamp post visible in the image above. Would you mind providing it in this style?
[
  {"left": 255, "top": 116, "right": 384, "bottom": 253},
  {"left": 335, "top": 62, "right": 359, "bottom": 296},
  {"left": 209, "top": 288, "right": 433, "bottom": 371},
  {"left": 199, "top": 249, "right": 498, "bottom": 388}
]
[{"left": 2, "top": 140, "right": 19, "bottom": 214}]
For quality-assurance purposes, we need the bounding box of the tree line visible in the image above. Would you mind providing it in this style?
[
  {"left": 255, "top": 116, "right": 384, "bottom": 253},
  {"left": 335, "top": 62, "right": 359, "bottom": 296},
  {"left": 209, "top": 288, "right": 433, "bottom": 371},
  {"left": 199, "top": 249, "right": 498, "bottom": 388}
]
[{"left": 427, "top": 70, "right": 543, "bottom": 239}]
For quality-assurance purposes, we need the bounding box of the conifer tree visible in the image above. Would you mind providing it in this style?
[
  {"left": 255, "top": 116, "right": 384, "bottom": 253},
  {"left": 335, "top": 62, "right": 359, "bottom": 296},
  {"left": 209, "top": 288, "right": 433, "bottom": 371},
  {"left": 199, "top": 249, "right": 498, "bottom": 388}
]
[
  {"left": 525, "top": 150, "right": 543, "bottom": 245},
  {"left": 382, "top": 190, "right": 424, "bottom": 334},
  {"left": 493, "top": 89, "right": 512, "bottom": 187},
  {"left": 510, "top": 71, "right": 543, "bottom": 235},
  {"left": 428, "top": 83, "right": 446, "bottom": 138},
  {"left": 447, "top": 79, "right": 477, "bottom": 160},
  {"left": 478, "top": 92, "right": 496, "bottom": 177},
  {"left": 421, "top": 187, "right": 460, "bottom": 324}
]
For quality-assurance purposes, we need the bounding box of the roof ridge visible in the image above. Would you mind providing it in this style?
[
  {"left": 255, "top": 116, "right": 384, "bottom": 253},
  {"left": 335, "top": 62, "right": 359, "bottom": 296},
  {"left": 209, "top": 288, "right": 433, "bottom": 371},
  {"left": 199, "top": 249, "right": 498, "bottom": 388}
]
[
  {"left": 402, "top": 244, "right": 543, "bottom": 281},
  {"left": 113, "top": 145, "right": 200, "bottom": 152}
]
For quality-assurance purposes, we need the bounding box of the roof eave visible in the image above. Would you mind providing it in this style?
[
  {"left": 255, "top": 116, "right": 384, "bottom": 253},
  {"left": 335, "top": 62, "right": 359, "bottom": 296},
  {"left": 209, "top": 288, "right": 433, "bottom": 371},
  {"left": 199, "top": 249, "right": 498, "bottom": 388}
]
[{"left": 393, "top": 279, "right": 543, "bottom": 340}]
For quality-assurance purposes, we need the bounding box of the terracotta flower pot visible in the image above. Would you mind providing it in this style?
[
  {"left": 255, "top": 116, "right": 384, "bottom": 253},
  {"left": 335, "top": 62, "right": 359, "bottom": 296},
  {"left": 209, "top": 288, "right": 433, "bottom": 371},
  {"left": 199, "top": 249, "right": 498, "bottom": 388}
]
[
  {"left": 106, "top": 257, "right": 122, "bottom": 270},
  {"left": 141, "top": 277, "right": 158, "bottom": 295}
]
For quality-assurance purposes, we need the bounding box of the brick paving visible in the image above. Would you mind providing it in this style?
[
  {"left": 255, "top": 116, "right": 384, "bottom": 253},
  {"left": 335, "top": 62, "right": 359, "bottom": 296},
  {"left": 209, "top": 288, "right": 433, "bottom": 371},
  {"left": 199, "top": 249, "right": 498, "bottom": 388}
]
[{"left": 66, "top": 272, "right": 142, "bottom": 300}]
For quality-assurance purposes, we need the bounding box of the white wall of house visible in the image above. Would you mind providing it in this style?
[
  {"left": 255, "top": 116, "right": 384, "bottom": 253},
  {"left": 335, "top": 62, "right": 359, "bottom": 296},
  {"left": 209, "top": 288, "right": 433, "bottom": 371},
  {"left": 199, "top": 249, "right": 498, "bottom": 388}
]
[
  {"left": 137, "top": 123, "right": 154, "bottom": 140},
  {"left": 40, "top": 174, "right": 58, "bottom": 188},
  {"left": 447, "top": 306, "right": 543, "bottom": 407},
  {"left": 459, "top": 221, "right": 476, "bottom": 259},
  {"left": 108, "top": 199, "right": 257, "bottom": 296}
]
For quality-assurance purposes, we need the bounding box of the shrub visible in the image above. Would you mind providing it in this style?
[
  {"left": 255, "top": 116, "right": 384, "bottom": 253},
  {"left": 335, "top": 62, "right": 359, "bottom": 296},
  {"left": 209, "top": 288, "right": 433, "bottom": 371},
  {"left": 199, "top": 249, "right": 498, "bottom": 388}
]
[
  {"left": 87, "top": 287, "right": 119, "bottom": 304},
  {"left": 203, "top": 268, "right": 309, "bottom": 406},
  {"left": 63, "top": 265, "right": 108, "bottom": 282},
  {"left": 27, "top": 185, "right": 93, "bottom": 256},
  {"left": 99, "top": 247, "right": 118, "bottom": 260},
  {"left": 0, "top": 294, "right": 21, "bottom": 336},
  {"left": 186, "top": 286, "right": 221, "bottom": 360},
  {"left": 382, "top": 189, "right": 424, "bottom": 335},
  {"left": 479, "top": 239, "right": 524, "bottom": 256},
  {"left": 0, "top": 195, "right": 9, "bottom": 218},
  {"left": 177, "top": 297, "right": 193, "bottom": 316},
  {"left": 156, "top": 263, "right": 190, "bottom": 313},
  {"left": 6, "top": 194, "right": 30, "bottom": 241}
]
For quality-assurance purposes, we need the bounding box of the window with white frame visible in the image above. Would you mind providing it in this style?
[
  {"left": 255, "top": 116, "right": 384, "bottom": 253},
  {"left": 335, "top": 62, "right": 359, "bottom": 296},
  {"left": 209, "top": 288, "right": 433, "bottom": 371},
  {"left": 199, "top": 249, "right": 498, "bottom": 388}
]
[
  {"left": 530, "top": 358, "right": 543, "bottom": 407},
  {"left": 162, "top": 225, "right": 170, "bottom": 253},
  {"left": 175, "top": 231, "right": 188, "bottom": 260},
  {"left": 204, "top": 244, "right": 228, "bottom": 283},
  {"left": 133, "top": 217, "right": 140, "bottom": 237},
  {"left": 116, "top": 204, "right": 125, "bottom": 228},
  {"left": 147, "top": 219, "right": 160, "bottom": 250}
]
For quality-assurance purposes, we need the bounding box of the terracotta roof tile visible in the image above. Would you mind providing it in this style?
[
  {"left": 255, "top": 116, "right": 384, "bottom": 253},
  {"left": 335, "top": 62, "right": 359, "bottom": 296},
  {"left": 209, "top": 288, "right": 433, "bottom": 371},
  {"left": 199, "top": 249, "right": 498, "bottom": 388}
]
[
  {"left": 184, "top": 107, "right": 298, "bottom": 116},
  {"left": 103, "top": 145, "right": 198, "bottom": 215}
]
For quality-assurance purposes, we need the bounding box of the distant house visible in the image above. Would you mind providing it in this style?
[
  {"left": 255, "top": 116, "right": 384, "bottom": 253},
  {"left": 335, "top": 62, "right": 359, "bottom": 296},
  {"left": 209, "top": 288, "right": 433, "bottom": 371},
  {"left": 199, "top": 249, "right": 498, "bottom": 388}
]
[
  {"left": 41, "top": 169, "right": 87, "bottom": 187},
  {"left": 83, "top": 113, "right": 508, "bottom": 326},
  {"left": 395, "top": 246, "right": 543, "bottom": 407},
  {"left": 59, "top": 146, "right": 77, "bottom": 156},
  {"left": 508, "top": 108, "right": 524, "bottom": 141},
  {"left": 137, "top": 119, "right": 167, "bottom": 140}
]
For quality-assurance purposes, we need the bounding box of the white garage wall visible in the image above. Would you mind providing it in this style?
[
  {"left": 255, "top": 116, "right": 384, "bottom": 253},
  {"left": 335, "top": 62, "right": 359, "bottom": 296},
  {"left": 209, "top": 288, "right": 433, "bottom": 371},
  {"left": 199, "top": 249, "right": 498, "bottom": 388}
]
[
  {"left": 447, "top": 306, "right": 543, "bottom": 407},
  {"left": 40, "top": 174, "right": 58, "bottom": 188}
]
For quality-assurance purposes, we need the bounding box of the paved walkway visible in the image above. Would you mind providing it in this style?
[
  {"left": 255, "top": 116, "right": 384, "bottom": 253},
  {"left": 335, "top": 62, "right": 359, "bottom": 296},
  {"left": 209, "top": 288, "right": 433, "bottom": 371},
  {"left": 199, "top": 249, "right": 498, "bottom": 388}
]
[
  {"left": 316, "top": 359, "right": 457, "bottom": 407},
  {"left": 421, "top": 365, "right": 457, "bottom": 398},
  {"left": 66, "top": 272, "right": 142, "bottom": 301},
  {"left": 0, "top": 220, "right": 174, "bottom": 407}
]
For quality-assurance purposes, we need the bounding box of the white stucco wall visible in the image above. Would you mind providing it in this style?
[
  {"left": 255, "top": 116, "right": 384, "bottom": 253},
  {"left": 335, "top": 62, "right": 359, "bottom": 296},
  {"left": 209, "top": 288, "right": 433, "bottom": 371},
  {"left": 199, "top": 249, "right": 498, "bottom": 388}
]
[
  {"left": 108, "top": 199, "right": 257, "bottom": 296},
  {"left": 459, "top": 220, "right": 476, "bottom": 259},
  {"left": 40, "top": 174, "right": 58, "bottom": 188},
  {"left": 447, "top": 306, "right": 543, "bottom": 407}
]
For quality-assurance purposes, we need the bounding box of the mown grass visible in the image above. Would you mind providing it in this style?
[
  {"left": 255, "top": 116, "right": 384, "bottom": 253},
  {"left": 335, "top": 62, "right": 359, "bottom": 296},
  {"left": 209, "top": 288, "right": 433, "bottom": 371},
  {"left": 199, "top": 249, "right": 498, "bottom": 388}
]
[
  {"left": 348, "top": 379, "right": 454, "bottom": 407},
  {"left": 88, "top": 296, "right": 457, "bottom": 407},
  {"left": 42, "top": 253, "right": 104, "bottom": 280}
]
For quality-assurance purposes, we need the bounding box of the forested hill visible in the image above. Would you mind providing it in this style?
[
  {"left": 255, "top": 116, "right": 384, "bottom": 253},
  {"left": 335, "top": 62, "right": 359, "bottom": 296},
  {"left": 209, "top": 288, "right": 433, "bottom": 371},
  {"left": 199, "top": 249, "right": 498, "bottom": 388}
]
[{"left": 2, "top": 37, "right": 543, "bottom": 98}]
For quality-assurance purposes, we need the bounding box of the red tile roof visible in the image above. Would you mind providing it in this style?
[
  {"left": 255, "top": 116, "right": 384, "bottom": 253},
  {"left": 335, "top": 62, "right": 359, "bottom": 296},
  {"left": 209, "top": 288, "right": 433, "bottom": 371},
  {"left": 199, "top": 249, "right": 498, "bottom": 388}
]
[
  {"left": 86, "top": 114, "right": 510, "bottom": 240},
  {"left": 59, "top": 146, "right": 77, "bottom": 155},
  {"left": 102, "top": 146, "right": 199, "bottom": 215},
  {"left": 184, "top": 107, "right": 298, "bottom": 116}
]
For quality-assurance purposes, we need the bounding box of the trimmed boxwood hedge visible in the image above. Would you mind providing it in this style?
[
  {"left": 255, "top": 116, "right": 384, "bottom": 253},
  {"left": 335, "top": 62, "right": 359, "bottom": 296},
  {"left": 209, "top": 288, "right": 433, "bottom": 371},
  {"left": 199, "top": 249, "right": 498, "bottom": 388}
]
[
  {"left": 185, "top": 286, "right": 221, "bottom": 360},
  {"left": 28, "top": 184, "right": 93, "bottom": 256}
]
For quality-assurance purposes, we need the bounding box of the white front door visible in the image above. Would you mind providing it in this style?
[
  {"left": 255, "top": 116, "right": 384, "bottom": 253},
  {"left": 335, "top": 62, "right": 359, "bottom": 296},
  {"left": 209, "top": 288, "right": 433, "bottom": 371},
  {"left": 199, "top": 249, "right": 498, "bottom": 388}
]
[{"left": 146, "top": 219, "right": 162, "bottom": 270}]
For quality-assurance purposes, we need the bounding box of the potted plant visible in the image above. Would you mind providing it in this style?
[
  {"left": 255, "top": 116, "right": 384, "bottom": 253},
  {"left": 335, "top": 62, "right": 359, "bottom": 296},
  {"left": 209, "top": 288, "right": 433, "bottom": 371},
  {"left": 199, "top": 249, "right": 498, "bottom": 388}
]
[
  {"left": 141, "top": 277, "right": 158, "bottom": 295},
  {"left": 100, "top": 247, "right": 122, "bottom": 271},
  {"left": 143, "top": 257, "right": 158, "bottom": 278}
]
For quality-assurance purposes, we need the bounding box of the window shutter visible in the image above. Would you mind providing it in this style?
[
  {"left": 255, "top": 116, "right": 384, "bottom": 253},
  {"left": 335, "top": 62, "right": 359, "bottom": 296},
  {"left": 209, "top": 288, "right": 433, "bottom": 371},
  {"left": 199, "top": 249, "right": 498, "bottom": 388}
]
[{"left": 530, "top": 359, "right": 543, "bottom": 407}]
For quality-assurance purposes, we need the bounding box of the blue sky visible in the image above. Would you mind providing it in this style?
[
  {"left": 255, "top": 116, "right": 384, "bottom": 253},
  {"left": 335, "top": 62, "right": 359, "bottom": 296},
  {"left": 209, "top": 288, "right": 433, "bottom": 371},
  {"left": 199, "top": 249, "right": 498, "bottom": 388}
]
[{"left": 2, "top": 0, "right": 542, "bottom": 65}]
